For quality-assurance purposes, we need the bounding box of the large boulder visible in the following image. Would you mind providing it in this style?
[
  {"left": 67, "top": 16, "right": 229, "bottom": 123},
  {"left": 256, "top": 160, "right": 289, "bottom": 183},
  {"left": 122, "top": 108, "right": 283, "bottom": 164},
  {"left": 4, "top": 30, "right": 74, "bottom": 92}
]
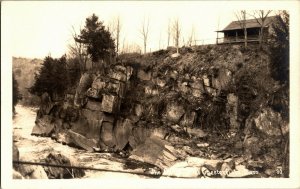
[
  {"left": 101, "top": 94, "right": 120, "bottom": 113},
  {"left": 165, "top": 102, "right": 185, "bottom": 123},
  {"left": 31, "top": 115, "right": 55, "bottom": 136},
  {"left": 69, "top": 118, "right": 102, "bottom": 151},
  {"left": 129, "top": 126, "right": 151, "bottom": 149},
  {"left": 91, "top": 77, "right": 106, "bottom": 90},
  {"left": 252, "top": 108, "right": 287, "bottom": 137},
  {"left": 180, "top": 111, "right": 197, "bottom": 127},
  {"left": 106, "top": 80, "right": 126, "bottom": 97},
  {"left": 113, "top": 65, "right": 133, "bottom": 81},
  {"left": 108, "top": 70, "right": 127, "bottom": 82},
  {"left": 18, "top": 157, "right": 48, "bottom": 179},
  {"left": 137, "top": 69, "right": 152, "bottom": 81},
  {"left": 56, "top": 130, "right": 73, "bottom": 145},
  {"left": 100, "top": 122, "right": 116, "bottom": 148},
  {"left": 129, "top": 136, "right": 178, "bottom": 170},
  {"left": 68, "top": 130, "right": 99, "bottom": 152},
  {"left": 86, "top": 88, "right": 101, "bottom": 99},
  {"left": 70, "top": 118, "right": 95, "bottom": 138},
  {"left": 81, "top": 108, "right": 103, "bottom": 121},
  {"left": 43, "top": 153, "right": 85, "bottom": 178},
  {"left": 114, "top": 118, "right": 133, "bottom": 150}
]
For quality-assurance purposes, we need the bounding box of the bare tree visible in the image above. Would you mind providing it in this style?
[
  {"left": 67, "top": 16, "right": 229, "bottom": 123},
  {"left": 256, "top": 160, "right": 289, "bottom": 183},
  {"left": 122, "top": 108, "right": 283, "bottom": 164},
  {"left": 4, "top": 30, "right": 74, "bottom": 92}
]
[
  {"left": 187, "top": 25, "right": 196, "bottom": 47},
  {"left": 167, "top": 18, "right": 171, "bottom": 47},
  {"left": 172, "top": 18, "right": 181, "bottom": 53},
  {"left": 108, "top": 15, "right": 122, "bottom": 55},
  {"left": 235, "top": 10, "right": 248, "bottom": 48},
  {"left": 68, "top": 25, "right": 88, "bottom": 74},
  {"left": 139, "top": 16, "right": 150, "bottom": 54},
  {"left": 121, "top": 37, "right": 126, "bottom": 54},
  {"left": 251, "top": 10, "right": 272, "bottom": 48},
  {"left": 158, "top": 32, "right": 162, "bottom": 50}
]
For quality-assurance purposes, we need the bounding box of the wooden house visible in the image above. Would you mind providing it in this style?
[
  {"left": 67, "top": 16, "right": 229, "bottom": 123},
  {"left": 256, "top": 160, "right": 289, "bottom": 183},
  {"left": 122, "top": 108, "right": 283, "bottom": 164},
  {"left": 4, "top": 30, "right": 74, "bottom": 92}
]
[{"left": 216, "top": 16, "right": 277, "bottom": 44}]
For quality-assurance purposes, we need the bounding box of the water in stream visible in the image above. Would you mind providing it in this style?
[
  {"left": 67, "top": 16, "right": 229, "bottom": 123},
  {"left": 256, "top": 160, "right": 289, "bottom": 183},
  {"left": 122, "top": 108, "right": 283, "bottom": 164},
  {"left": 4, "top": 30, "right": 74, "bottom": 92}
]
[{"left": 13, "top": 104, "right": 146, "bottom": 179}]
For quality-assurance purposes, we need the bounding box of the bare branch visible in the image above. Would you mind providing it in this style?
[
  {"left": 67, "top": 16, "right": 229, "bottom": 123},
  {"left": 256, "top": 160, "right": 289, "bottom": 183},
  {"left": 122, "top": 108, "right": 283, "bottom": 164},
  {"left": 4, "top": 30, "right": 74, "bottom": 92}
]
[
  {"left": 139, "top": 16, "right": 150, "bottom": 54},
  {"left": 167, "top": 18, "right": 172, "bottom": 47},
  {"left": 250, "top": 10, "right": 273, "bottom": 48},
  {"left": 187, "top": 25, "right": 196, "bottom": 47},
  {"left": 68, "top": 25, "right": 88, "bottom": 74},
  {"left": 172, "top": 18, "right": 181, "bottom": 53}
]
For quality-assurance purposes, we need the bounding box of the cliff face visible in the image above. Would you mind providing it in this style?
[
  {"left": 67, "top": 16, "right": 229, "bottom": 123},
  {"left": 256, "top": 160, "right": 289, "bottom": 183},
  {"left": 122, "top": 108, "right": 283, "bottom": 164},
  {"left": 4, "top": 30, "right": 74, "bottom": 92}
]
[
  {"left": 32, "top": 44, "right": 289, "bottom": 176},
  {"left": 13, "top": 57, "right": 43, "bottom": 106}
]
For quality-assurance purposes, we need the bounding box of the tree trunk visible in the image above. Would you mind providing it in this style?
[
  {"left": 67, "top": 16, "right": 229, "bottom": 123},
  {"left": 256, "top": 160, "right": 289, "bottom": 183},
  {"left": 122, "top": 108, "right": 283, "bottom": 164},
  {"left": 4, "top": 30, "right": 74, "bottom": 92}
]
[
  {"left": 259, "top": 27, "right": 263, "bottom": 49},
  {"left": 244, "top": 28, "right": 247, "bottom": 48}
]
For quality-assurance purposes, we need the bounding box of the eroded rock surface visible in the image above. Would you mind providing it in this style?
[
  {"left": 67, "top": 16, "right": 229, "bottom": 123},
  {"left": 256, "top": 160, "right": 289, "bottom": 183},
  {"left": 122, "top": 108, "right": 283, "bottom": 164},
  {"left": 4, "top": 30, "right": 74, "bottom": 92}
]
[{"left": 29, "top": 44, "right": 289, "bottom": 178}]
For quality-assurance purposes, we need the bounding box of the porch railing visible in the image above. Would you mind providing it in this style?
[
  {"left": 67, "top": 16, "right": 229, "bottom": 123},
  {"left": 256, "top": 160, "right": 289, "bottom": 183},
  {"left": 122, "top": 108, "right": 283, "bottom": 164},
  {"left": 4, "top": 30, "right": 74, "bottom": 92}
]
[{"left": 217, "top": 35, "right": 260, "bottom": 44}]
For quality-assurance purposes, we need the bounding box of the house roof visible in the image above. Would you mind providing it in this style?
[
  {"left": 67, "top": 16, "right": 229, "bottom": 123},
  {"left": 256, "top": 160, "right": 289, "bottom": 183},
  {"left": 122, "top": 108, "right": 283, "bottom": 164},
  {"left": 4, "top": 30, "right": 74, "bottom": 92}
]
[{"left": 218, "top": 16, "right": 277, "bottom": 32}]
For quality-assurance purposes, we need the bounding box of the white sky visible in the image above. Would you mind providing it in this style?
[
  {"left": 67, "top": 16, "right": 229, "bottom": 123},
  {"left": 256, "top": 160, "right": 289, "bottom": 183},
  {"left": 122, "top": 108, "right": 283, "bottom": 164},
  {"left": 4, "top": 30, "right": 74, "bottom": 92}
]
[{"left": 0, "top": 1, "right": 295, "bottom": 59}]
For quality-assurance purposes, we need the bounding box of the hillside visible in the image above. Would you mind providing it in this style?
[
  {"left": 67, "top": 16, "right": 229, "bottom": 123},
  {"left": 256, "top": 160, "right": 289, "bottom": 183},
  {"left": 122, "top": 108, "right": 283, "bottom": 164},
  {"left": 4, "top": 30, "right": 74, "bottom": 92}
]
[
  {"left": 13, "top": 57, "right": 43, "bottom": 106},
  {"left": 20, "top": 43, "right": 289, "bottom": 178}
]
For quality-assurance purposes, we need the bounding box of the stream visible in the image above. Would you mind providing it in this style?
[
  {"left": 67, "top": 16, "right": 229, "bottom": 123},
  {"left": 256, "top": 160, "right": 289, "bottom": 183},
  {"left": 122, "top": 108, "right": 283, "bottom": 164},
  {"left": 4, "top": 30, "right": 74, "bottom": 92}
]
[{"left": 13, "top": 104, "right": 148, "bottom": 179}]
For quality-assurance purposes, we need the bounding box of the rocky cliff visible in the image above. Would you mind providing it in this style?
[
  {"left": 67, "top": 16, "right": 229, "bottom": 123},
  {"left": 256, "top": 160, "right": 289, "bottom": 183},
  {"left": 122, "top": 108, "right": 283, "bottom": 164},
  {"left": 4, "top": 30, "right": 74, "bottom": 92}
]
[{"left": 31, "top": 44, "right": 289, "bottom": 177}]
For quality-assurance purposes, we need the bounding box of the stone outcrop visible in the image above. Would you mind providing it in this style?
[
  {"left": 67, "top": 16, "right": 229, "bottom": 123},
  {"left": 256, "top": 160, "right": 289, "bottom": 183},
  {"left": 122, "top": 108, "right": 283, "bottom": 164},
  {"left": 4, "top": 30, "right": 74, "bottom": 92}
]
[
  {"left": 226, "top": 93, "right": 239, "bottom": 130},
  {"left": 44, "top": 153, "right": 85, "bottom": 179},
  {"left": 32, "top": 115, "right": 55, "bottom": 136},
  {"left": 31, "top": 44, "right": 288, "bottom": 176},
  {"left": 165, "top": 102, "right": 185, "bottom": 123},
  {"left": 129, "top": 136, "right": 178, "bottom": 170}
]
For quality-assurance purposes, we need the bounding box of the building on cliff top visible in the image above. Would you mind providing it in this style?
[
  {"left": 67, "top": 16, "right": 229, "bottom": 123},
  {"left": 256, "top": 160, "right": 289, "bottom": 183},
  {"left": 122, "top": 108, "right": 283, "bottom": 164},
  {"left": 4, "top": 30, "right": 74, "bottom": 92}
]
[{"left": 216, "top": 16, "right": 277, "bottom": 44}]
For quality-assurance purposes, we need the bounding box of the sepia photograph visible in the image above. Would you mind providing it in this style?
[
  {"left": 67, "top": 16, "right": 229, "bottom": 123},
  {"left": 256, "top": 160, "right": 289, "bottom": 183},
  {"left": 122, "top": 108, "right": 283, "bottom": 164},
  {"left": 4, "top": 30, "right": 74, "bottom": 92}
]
[{"left": 1, "top": 1, "right": 300, "bottom": 189}]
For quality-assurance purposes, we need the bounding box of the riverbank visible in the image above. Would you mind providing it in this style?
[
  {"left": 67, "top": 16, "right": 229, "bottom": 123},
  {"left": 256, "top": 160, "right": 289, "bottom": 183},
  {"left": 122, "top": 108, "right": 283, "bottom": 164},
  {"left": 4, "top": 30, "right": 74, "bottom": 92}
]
[{"left": 13, "top": 104, "right": 151, "bottom": 179}]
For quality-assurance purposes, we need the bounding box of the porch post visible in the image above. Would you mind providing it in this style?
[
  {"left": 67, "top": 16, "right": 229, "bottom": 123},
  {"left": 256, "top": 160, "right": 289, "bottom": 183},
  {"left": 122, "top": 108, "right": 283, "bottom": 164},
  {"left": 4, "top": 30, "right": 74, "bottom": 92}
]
[{"left": 235, "top": 31, "right": 238, "bottom": 41}]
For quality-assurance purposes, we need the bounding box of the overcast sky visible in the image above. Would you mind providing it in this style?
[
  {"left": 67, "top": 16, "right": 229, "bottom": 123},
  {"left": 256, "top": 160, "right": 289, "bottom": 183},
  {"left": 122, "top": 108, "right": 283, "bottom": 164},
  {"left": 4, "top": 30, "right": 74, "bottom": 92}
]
[{"left": 1, "top": 1, "right": 295, "bottom": 59}]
